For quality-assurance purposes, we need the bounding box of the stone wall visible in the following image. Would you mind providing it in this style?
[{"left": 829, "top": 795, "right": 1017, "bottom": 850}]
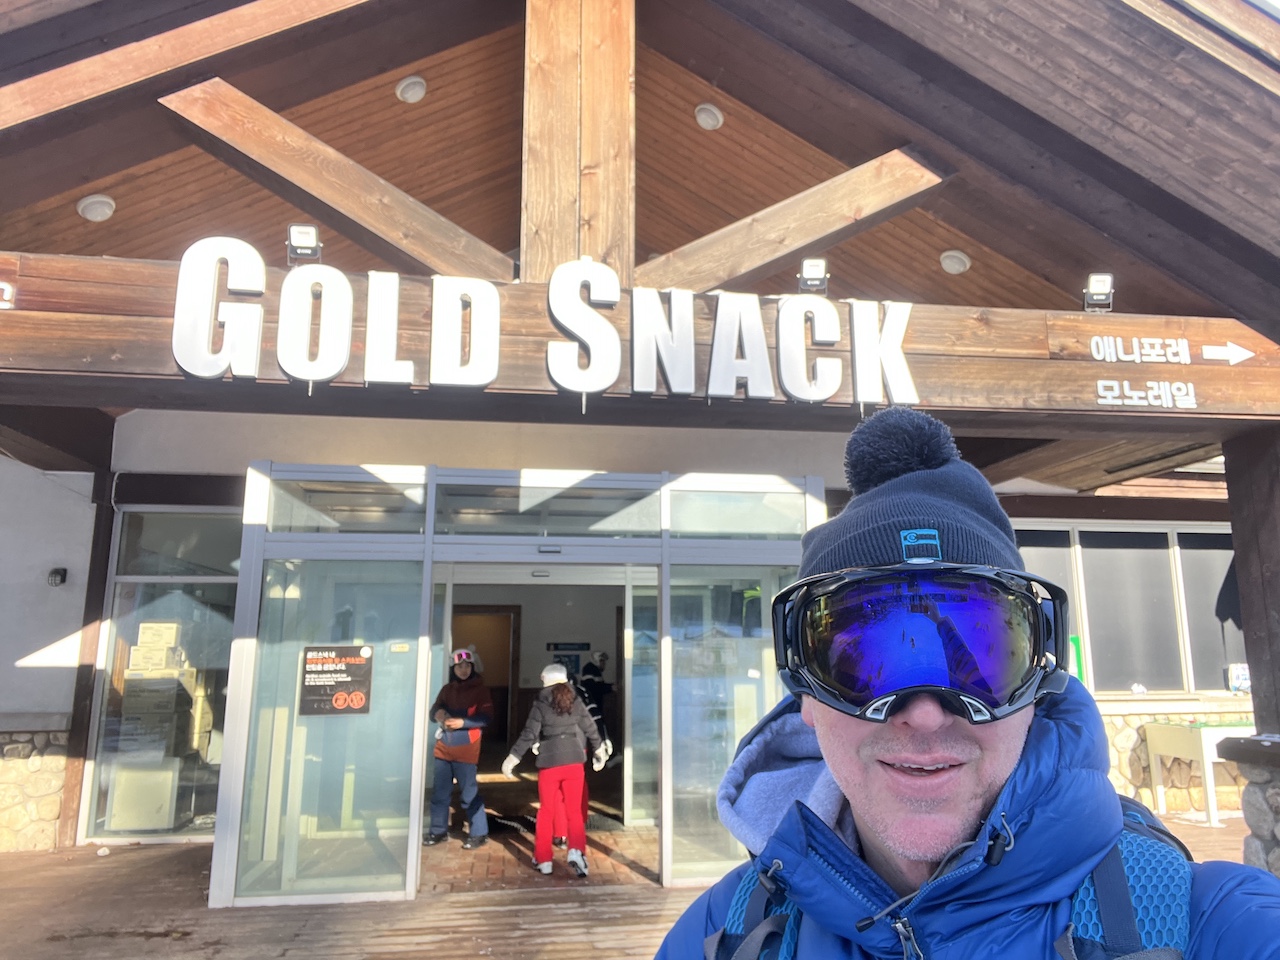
[
  {"left": 0, "top": 732, "right": 68, "bottom": 852},
  {"left": 1101, "top": 706, "right": 1253, "bottom": 815}
]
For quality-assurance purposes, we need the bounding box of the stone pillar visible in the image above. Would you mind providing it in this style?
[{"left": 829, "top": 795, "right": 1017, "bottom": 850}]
[
  {"left": 1238, "top": 763, "right": 1280, "bottom": 873},
  {"left": 1220, "top": 736, "right": 1280, "bottom": 877}
]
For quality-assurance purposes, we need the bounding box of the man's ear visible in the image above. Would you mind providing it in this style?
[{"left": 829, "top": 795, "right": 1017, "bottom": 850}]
[{"left": 799, "top": 694, "right": 818, "bottom": 729}]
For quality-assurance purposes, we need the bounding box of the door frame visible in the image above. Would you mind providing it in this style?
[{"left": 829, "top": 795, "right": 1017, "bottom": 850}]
[{"left": 209, "top": 462, "right": 434, "bottom": 908}]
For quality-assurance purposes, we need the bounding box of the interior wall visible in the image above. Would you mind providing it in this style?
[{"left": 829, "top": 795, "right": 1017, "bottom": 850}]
[
  {"left": 111, "top": 411, "right": 848, "bottom": 488},
  {"left": 451, "top": 583, "right": 622, "bottom": 689},
  {"left": 0, "top": 458, "right": 96, "bottom": 730}
]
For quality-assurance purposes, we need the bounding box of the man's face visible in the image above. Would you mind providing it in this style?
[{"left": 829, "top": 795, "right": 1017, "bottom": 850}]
[{"left": 801, "top": 691, "right": 1032, "bottom": 885}]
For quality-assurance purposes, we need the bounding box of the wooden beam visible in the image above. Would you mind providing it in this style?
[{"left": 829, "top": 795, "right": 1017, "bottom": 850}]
[
  {"left": 693, "top": 0, "right": 1280, "bottom": 340},
  {"left": 1223, "top": 429, "right": 1280, "bottom": 734},
  {"left": 984, "top": 437, "right": 1221, "bottom": 491},
  {"left": 0, "top": 0, "right": 380, "bottom": 134},
  {"left": 0, "top": 405, "right": 114, "bottom": 471},
  {"left": 159, "top": 77, "right": 515, "bottom": 280},
  {"left": 580, "top": 0, "right": 636, "bottom": 285},
  {"left": 1119, "top": 0, "right": 1280, "bottom": 97},
  {"left": 5, "top": 248, "right": 1280, "bottom": 438},
  {"left": 521, "top": 0, "right": 583, "bottom": 283},
  {"left": 634, "top": 148, "right": 947, "bottom": 293}
]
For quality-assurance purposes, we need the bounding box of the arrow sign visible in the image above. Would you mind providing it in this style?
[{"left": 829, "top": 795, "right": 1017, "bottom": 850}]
[{"left": 1202, "top": 341, "right": 1256, "bottom": 365}]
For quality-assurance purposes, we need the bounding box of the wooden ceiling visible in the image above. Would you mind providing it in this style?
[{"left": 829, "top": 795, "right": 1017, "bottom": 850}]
[
  {"left": 0, "top": 25, "right": 1075, "bottom": 312},
  {"left": 0, "top": 0, "right": 1276, "bottom": 492}
]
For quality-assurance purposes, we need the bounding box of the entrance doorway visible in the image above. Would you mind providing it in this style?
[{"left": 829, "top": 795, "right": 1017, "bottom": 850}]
[
  {"left": 450, "top": 606, "right": 519, "bottom": 742},
  {"left": 436, "top": 572, "right": 645, "bottom": 833}
]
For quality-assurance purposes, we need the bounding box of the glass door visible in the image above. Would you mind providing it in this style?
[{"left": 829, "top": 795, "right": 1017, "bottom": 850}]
[
  {"left": 233, "top": 559, "right": 423, "bottom": 899},
  {"left": 210, "top": 463, "right": 431, "bottom": 907},
  {"left": 666, "top": 564, "right": 794, "bottom": 882}
]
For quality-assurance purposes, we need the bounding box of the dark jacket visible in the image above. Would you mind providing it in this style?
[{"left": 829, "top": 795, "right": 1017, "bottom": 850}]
[
  {"left": 510, "top": 684, "right": 602, "bottom": 770},
  {"left": 430, "top": 669, "right": 492, "bottom": 765}
]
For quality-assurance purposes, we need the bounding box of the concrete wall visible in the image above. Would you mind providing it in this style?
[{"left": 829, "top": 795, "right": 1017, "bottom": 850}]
[
  {"left": 112, "top": 411, "right": 848, "bottom": 488},
  {"left": 0, "top": 458, "right": 96, "bottom": 731}
]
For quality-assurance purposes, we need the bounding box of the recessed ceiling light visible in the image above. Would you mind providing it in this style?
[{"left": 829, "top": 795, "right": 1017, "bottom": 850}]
[
  {"left": 395, "top": 75, "right": 427, "bottom": 104},
  {"left": 694, "top": 102, "right": 724, "bottom": 131},
  {"left": 76, "top": 194, "right": 115, "bottom": 223},
  {"left": 939, "top": 249, "right": 972, "bottom": 275}
]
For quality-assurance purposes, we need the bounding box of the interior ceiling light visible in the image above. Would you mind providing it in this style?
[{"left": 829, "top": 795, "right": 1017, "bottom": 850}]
[
  {"left": 694, "top": 102, "right": 724, "bottom": 131},
  {"left": 939, "top": 249, "right": 972, "bottom": 275},
  {"left": 76, "top": 194, "right": 116, "bottom": 223},
  {"left": 395, "top": 75, "right": 427, "bottom": 104}
]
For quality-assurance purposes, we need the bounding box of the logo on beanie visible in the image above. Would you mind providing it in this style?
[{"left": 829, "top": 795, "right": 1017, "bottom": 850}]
[{"left": 900, "top": 528, "right": 941, "bottom": 562}]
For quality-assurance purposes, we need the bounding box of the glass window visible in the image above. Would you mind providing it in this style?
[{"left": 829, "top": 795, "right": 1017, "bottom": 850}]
[
  {"left": 88, "top": 581, "right": 235, "bottom": 837},
  {"left": 1179, "top": 533, "right": 1246, "bottom": 692},
  {"left": 434, "top": 484, "right": 660, "bottom": 537},
  {"left": 117, "top": 512, "right": 241, "bottom": 576},
  {"left": 669, "top": 565, "right": 794, "bottom": 881},
  {"left": 1079, "top": 531, "right": 1182, "bottom": 692},
  {"left": 668, "top": 491, "right": 806, "bottom": 540},
  {"left": 269, "top": 479, "right": 426, "bottom": 534},
  {"left": 1015, "top": 529, "right": 1081, "bottom": 680}
]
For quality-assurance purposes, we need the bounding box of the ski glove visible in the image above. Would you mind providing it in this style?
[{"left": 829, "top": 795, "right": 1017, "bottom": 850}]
[
  {"left": 501, "top": 754, "right": 519, "bottom": 779},
  {"left": 591, "top": 744, "right": 609, "bottom": 772}
]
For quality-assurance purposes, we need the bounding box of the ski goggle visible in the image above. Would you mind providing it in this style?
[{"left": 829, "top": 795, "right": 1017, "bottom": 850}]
[
  {"left": 452, "top": 650, "right": 474, "bottom": 664},
  {"left": 773, "top": 562, "right": 1069, "bottom": 723}
]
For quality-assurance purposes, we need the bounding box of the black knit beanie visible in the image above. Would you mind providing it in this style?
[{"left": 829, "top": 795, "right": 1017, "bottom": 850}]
[{"left": 798, "top": 407, "right": 1023, "bottom": 578}]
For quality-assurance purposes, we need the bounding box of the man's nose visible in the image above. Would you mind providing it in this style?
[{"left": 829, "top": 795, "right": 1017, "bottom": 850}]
[{"left": 889, "top": 691, "right": 954, "bottom": 731}]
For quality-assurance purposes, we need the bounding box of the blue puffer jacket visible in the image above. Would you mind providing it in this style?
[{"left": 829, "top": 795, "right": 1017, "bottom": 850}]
[{"left": 657, "top": 679, "right": 1280, "bottom": 959}]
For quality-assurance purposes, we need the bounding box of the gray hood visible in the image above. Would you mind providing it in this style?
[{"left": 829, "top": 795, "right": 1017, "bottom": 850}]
[{"left": 716, "top": 695, "right": 853, "bottom": 856}]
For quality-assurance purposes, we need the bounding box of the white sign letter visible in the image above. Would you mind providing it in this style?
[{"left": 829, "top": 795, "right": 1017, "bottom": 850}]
[
  {"left": 632, "top": 287, "right": 695, "bottom": 394},
  {"left": 277, "top": 264, "right": 353, "bottom": 383},
  {"left": 364, "top": 271, "right": 413, "bottom": 384},
  {"left": 173, "top": 237, "right": 265, "bottom": 379},
  {"left": 776, "top": 294, "right": 842, "bottom": 402},
  {"left": 708, "top": 292, "right": 776, "bottom": 399},
  {"left": 847, "top": 299, "right": 919, "bottom": 404},
  {"left": 429, "top": 275, "right": 501, "bottom": 386},
  {"left": 546, "top": 258, "right": 622, "bottom": 394}
]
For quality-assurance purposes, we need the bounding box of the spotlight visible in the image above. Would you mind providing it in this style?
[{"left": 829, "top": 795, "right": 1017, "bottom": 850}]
[
  {"left": 286, "top": 223, "right": 322, "bottom": 265},
  {"left": 395, "top": 75, "right": 427, "bottom": 104},
  {"left": 939, "top": 249, "right": 972, "bottom": 275},
  {"left": 1084, "top": 273, "right": 1114, "bottom": 313},
  {"left": 694, "top": 103, "right": 724, "bottom": 131},
  {"left": 797, "top": 258, "right": 829, "bottom": 296}
]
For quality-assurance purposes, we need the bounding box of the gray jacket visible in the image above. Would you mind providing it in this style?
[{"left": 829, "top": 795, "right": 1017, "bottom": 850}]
[{"left": 510, "top": 685, "right": 602, "bottom": 769}]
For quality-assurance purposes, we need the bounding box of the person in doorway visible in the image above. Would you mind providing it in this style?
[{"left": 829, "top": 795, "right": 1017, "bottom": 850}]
[
  {"left": 657, "top": 406, "right": 1280, "bottom": 959},
  {"left": 425, "top": 649, "right": 492, "bottom": 849},
  {"left": 549, "top": 669, "right": 614, "bottom": 848},
  {"left": 502, "top": 663, "right": 608, "bottom": 877},
  {"left": 581, "top": 650, "right": 614, "bottom": 707}
]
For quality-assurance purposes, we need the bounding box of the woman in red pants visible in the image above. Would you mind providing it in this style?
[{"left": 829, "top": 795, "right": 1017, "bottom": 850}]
[{"left": 502, "top": 663, "right": 607, "bottom": 876}]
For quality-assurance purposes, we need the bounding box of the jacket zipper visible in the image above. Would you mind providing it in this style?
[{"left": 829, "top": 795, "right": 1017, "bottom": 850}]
[{"left": 891, "top": 917, "right": 924, "bottom": 960}]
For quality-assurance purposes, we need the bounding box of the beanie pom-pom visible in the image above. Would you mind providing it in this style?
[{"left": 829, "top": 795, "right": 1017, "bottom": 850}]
[{"left": 844, "top": 406, "right": 958, "bottom": 495}]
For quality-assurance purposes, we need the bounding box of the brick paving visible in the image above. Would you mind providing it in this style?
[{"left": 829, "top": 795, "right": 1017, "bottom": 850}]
[{"left": 422, "top": 769, "right": 659, "bottom": 893}]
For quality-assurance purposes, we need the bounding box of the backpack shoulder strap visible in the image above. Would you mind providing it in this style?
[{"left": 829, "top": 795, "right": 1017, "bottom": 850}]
[
  {"left": 704, "top": 864, "right": 801, "bottom": 960},
  {"left": 1071, "top": 830, "right": 1193, "bottom": 958}
]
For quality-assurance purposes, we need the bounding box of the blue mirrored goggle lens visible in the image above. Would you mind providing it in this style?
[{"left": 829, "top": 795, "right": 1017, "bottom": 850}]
[{"left": 801, "top": 572, "right": 1038, "bottom": 710}]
